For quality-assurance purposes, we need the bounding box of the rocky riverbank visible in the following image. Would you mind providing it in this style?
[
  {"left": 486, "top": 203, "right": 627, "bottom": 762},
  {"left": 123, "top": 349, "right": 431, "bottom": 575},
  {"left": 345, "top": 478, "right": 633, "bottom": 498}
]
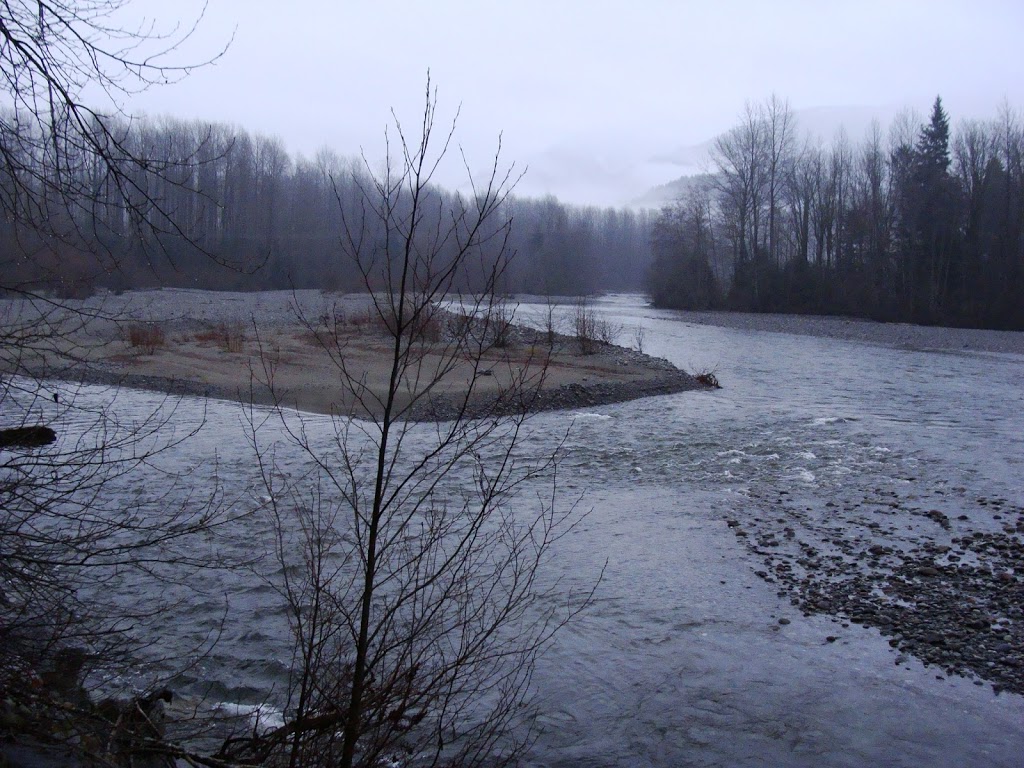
[
  {"left": 405, "top": 321, "right": 705, "bottom": 420},
  {"left": 728, "top": 485, "right": 1024, "bottom": 695}
]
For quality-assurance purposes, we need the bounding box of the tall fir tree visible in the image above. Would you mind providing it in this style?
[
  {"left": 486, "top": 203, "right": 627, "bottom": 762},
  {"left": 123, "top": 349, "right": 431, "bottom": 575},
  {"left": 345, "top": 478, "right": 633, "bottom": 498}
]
[
  {"left": 910, "top": 95, "right": 959, "bottom": 321},
  {"left": 916, "top": 96, "right": 952, "bottom": 175}
]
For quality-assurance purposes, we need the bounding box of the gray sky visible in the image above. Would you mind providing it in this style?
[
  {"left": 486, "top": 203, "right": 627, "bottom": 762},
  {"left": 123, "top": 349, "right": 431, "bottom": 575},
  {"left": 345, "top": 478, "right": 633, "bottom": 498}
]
[{"left": 126, "top": 0, "right": 1024, "bottom": 206}]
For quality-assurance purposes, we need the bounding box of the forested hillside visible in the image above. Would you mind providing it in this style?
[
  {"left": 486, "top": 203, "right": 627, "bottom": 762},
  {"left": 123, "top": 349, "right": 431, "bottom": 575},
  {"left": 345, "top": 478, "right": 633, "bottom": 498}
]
[
  {"left": 0, "top": 115, "right": 651, "bottom": 297},
  {"left": 649, "top": 97, "right": 1024, "bottom": 329}
]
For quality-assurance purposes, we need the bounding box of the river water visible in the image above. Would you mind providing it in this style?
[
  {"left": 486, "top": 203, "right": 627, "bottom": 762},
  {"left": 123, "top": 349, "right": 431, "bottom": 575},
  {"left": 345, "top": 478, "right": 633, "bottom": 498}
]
[{"left": 22, "top": 294, "right": 1024, "bottom": 766}]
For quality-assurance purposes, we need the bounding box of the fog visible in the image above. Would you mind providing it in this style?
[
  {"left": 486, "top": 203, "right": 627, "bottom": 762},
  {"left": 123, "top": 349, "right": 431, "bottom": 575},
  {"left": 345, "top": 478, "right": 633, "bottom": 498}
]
[{"left": 121, "top": 0, "right": 1024, "bottom": 206}]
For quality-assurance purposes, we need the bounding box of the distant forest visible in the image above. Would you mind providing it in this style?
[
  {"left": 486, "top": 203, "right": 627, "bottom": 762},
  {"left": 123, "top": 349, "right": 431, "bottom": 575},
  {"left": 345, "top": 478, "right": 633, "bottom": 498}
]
[
  {"left": 649, "top": 97, "right": 1024, "bottom": 330},
  {"left": 5, "top": 97, "right": 1024, "bottom": 332},
  {"left": 0, "top": 115, "right": 651, "bottom": 298}
]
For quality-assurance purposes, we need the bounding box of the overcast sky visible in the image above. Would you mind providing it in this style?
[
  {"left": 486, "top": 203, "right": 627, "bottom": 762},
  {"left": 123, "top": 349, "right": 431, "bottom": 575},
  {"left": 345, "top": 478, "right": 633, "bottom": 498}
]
[{"left": 126, "top": 0, "right": 1024, "bottom": 206}]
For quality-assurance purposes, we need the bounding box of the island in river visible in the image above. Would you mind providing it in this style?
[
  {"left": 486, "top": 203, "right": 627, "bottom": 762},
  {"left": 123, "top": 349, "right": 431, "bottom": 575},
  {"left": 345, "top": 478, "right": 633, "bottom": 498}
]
[{"left": 2, "top": 288, "right": 706, "bottom": 419}]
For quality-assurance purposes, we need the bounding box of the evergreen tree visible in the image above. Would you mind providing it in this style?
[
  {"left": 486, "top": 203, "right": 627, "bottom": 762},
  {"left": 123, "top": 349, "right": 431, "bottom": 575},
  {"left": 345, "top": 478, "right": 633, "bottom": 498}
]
[
  {"left": 889, "top": 96, "right": 959, "bottom": 322},
  {"left": 911, "top": 96, "right": 959, "bottom": 321},
  {"left": 916, "top": 96, "right": 952, "bottom": 174}
]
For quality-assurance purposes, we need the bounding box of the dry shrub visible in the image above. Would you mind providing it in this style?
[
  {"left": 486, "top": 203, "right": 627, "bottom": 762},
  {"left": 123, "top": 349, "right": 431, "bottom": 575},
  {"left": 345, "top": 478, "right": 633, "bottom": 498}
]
[
  {"left": 443, "top": 306, "right": 514, "bottom": 349},
  {"left": 125, "top": 323, "right": 166, "bottom": 355},
  {"left": 415, "top": 312, "right": 442, "bottom": 343},
  {"left": 447, "top": 312, "right": 474, "bottom": 340},
  {"left": 543, "top": 299, "right": 559, "bottom": 348},
  {"left": 573, "top": 297, "right": 598, "bottom": 355},
  {"left": 195, "top": 322, "right": 245, "bottom": 353},
  {"left": 349, "top": 306, "right": 377, "bottom": 330},
  {"left": 489, "top": 301, "right": 515, "bottom": 348},
  {"left": 311, "top": 308, "right": 346, "bottom": 346},
  {"left": 573, "top": 296, "right": 621, "bottom": 353},
  {"left": 596, "top": 317, "right": 621, "bottom": 346},
  {"left": 633, "top": 325, "right": 646, "bottom": 354},
  {"left": 376, "top": 302, "right": 442, "bottom": 344},
  {"left": 304, "top": 306, "right": 391, "bottom": 348},
  {"left": 695, "top": 369, "right": 721, "bottom": 388}
]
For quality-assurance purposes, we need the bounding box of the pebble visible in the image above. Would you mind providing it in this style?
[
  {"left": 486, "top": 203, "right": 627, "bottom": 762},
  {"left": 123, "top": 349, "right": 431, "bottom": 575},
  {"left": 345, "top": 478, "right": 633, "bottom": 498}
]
[{"left": 728, "top": 489, "right": 1024, "bottom": 694}]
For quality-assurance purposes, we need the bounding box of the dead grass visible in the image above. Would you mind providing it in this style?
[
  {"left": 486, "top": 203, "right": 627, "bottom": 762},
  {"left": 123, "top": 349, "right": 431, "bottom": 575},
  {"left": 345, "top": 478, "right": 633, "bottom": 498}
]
[
  {"left": 305, "top": 305, "right": 376, "bottom": 348},
  {"left": 125, "top": 323, "right": 166, "bottom": 355},
  {"left": 306, "top": 303, "right": 445, "bottom": 348},
  {"left": 194, "top": 322, "right": 246, "bottom": 353}
]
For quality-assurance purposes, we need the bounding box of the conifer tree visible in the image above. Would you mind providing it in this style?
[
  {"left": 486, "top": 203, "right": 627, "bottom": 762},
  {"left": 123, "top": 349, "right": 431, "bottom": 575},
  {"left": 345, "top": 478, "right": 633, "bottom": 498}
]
[
  {"left": 916, "top": 96, "right": 952, "bottom": 176},
  {"left": 909, "top": 96, "right": 958, "bottom": 320}
]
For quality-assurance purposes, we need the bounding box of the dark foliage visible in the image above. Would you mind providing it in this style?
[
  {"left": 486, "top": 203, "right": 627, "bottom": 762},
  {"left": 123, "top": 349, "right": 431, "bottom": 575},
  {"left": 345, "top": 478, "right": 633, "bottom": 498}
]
[
  {"left": 651, "top": 96, "right": 1024, "bottom": 330},
  {"left": 0, "top": 115, "right": 654, "bottom": 297}
]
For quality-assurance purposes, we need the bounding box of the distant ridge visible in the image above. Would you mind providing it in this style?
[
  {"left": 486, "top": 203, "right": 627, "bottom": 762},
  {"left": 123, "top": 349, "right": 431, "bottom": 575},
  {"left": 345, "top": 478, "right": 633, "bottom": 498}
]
[{"left": 630, "top": 173, "right": 716, "bottom": 209}]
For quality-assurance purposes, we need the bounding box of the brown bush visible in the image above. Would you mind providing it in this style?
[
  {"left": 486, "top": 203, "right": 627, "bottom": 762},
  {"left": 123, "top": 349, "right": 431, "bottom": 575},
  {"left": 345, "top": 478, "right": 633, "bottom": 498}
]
[
  {"left": 573, "top": 296, "right": 620, "bottom": 353},
  {"left": 125, "top": 323, "right": 166, "bottom": 355}
]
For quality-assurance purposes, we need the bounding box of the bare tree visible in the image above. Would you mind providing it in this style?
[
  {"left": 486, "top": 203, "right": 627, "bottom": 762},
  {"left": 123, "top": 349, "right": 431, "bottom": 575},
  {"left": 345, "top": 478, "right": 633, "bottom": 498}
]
[
  {"left": 233, "top": 80, "right": 595, "bottom": 768},
  {"left": 710, "top": 102, "right": 765, "bottom": 296},
  {"left": 632, "top": 324, "right": 646, "bottom": 354},
  {"left": 0, "top": 3, "right": 244, "bottom": 764},
  {"left": 762, "top": 94, "right": 796, "bottom": 267},
  {"left": 0, "top": 0, "right": 235, "bottom": 275}
]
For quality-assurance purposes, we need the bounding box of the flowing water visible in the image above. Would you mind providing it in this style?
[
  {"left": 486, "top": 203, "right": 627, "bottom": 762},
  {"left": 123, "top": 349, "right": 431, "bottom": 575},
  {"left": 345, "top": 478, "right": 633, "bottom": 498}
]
[{"left": 15, "top": 294, "right": 1024, "bottom": 766}]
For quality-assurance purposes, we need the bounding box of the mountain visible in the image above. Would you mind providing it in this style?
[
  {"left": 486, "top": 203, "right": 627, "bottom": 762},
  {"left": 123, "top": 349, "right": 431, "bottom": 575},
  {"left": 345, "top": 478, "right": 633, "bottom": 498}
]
[{"left": 630, "top": 173, "right": 716, "bottom": 210}]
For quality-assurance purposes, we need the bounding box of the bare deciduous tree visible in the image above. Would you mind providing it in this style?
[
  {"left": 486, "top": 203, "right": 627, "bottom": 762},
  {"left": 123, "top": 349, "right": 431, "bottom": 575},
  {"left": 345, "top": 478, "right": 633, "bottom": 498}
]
[
  {"left": 234, "top": 81, "right": 596, "bottom": 768},
  {"left": 0, "top": 3, "right": 243, "bottom": 764},
  {"left": 0, "top": 0, "right": 234, "bottom": 273}
]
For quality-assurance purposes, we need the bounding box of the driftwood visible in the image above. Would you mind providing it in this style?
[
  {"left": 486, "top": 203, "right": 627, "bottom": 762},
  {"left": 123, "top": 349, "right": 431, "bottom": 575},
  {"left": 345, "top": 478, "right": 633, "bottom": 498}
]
[{"left": 0, "top": 425, "right": 57, "bottom": 449}]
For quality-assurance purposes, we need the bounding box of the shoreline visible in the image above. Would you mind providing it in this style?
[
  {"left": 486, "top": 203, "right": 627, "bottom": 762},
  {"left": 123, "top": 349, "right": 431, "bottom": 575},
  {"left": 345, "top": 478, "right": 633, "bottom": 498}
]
[
  {"left": 660, "top": 306, "right": 1024, "bottom": 355},
  {"left": 49, "top": 344, "right": 704, "bottom": 421}
]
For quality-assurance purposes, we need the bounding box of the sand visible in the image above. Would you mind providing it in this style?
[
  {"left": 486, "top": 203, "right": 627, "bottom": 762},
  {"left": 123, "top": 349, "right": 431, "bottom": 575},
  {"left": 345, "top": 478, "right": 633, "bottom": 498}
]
[{"left": 3, "top": 289, "right": 703, "bottom": 419}]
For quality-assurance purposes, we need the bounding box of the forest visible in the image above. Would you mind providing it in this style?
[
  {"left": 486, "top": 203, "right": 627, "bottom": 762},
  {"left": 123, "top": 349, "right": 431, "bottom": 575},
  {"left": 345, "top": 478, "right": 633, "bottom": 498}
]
[
  {"left": 648, "top": 97, "right": 1024, "bottom": 330},
  {"left": 0, "top": 114, "right": 651, "bottom": 298},
  {"left": 3, "top": 93, "right": 1023, "bottom": 332}
]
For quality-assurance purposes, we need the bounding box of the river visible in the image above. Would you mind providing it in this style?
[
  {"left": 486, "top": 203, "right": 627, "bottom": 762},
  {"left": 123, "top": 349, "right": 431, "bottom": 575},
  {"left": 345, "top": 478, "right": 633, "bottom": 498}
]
[{"left": 27, "top": 294, "right": 1024, "bottom": 766}]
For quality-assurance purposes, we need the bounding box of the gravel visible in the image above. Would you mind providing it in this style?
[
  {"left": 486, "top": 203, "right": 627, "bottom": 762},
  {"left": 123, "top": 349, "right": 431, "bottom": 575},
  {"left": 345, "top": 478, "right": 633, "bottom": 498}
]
[
  {"left": 407, "top": 320, "right": 704, "bottom": 420},
  {"left": 728, "top": 487, "right": 1024, "bottom": 695},
  {"left": 668, "top": 308, "right": 1024, "bottom": 356}
]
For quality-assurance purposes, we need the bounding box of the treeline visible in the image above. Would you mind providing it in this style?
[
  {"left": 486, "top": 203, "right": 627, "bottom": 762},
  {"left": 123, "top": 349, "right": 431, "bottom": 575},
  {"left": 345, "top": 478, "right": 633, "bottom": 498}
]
[
  {"left": 649, "top": 97, "right": 1024, "bottom": 329},
  {"left": 0, "top": 114, "right": 651, "bottom": 297}
]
